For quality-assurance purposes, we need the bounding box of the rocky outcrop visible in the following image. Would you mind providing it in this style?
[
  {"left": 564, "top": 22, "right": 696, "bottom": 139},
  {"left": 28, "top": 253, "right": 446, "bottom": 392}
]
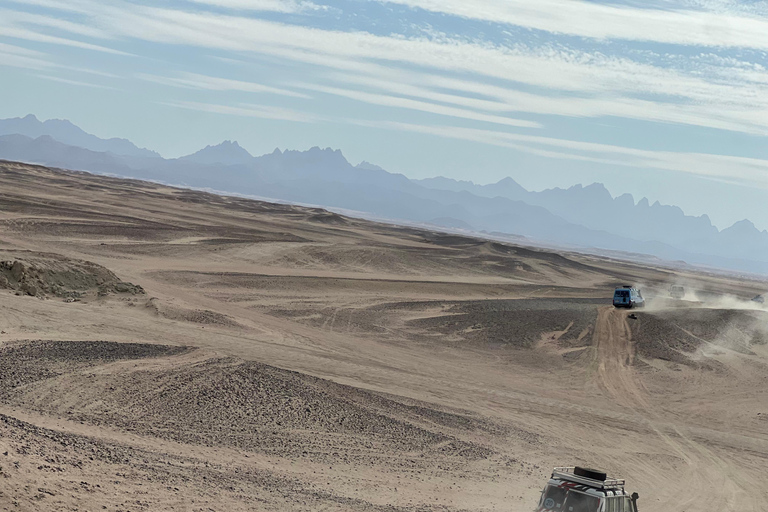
[{"left": 0, "top": 252, "right": 145, "bottom": 299}]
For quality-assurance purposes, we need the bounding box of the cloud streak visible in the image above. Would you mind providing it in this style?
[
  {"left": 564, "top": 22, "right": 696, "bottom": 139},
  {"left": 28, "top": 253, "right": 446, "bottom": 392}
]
[
  {"left": 294, "top": 82, "right": 542, "bottom": 129},
  {"left": 356, "top": 120, "right": 768, "bottom": 188},
  {"left": 185, "top": 0, "right": 324, "bottom": 13},
  {"left": 139, "top": 72, "right": 311, "bottom": 99},
  {"left": 376, "top": 0, "right": 768, "bottom": 51},
  {"left": 0, "top": 21, "right": 130, "bottom": 55},
  {"left": 162, "top": 100, "right": 324, "bottom": 123},
  {"left": 320, "top": 69, "right": 768, "bottom": 136},
  {"left": 8, "top": 1, "right": 768, "bottom": 136},
  {"left": 36, "top": 74, "right": 117, "bottom": 89}
]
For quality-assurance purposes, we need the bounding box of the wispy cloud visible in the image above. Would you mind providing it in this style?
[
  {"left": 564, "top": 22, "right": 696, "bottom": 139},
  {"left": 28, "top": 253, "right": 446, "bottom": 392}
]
[
  {"left": 354, "top": 120, "right": 768, "bottom": 188},
  {"left": 0, "top": 41, "right": 51, "bottom": 70},
  {"left": 162, "top": 100, "right": 324, "bottom": 123},
  {"left": 36, "top": 74, "right": 117, "bottom": 89},
  {"left": 138, "top": 71, "right": 311, "bottom": 98},
  {"left": 185, "top": 0, "right": 325, "bottom": 13},
  {"left": 69, "top": 66, "right": 118, "bottom": 78},
  {"left": 375, "top": 0, "right": 768, "bottom": 50},
  {"left": 0, "top": 8, "right": 111, "bottom": 39},
  {"left": 12, "top": 1, "right": 768, "bottom": 135},
  {"left": 0, "top": 24, "right": 130, "bottom": 55},
  {"left": 0, "top": 42, "right": 118, "bottom": 80},
  {"left": 294, "top": 82, "right": 542, "bottom": 129},
  {"left": 0, "top": 41, "right": 45, "bottom": 57},
  {"left": 320, "top": 69, "right": 768, "bottom": 136}
]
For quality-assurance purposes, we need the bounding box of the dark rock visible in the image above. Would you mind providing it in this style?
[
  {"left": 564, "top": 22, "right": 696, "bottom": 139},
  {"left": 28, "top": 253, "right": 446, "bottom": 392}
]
[{"left": 10, "top": 261, "right": 24, "bottom": 281}]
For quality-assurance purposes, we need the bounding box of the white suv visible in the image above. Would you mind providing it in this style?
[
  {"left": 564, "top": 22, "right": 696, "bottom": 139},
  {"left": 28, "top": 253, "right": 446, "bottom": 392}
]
[{"left": 535, "top": 467, "right": 639, "bottom": 512}]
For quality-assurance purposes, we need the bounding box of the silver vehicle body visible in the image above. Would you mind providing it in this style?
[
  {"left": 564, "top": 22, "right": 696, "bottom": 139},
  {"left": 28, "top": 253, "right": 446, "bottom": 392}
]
[{"left": 534, "top": 467, "right": 639, "bottom": 512}]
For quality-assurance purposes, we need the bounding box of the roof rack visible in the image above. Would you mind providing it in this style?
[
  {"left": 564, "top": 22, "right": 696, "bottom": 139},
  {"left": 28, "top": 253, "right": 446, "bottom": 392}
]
[{"left": 551, "top": 467, "right": 626, "bottom": 490}]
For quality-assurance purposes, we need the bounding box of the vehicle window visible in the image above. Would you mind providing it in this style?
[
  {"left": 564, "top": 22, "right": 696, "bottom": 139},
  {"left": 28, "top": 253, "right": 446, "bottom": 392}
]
[
  {"left": 604, "top": 497, "right": 616, "bottom": 512},
  {"left": 621, "top": 496, "right": 632, "bottom": 511},
  {"left": 563, "top": 490, "right": 601, "bottom": 512},
  {"left": 615, "top": 290, "right": 629, "bottom": 297},
  {"left": 540, "top": 485, "right": 568, "bottom": 509}
]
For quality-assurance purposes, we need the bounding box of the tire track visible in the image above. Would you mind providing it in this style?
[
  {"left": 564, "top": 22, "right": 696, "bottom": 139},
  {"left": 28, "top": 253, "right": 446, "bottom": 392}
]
[{"left": 592, "top": 306, "right": 758, "bottom": 512}]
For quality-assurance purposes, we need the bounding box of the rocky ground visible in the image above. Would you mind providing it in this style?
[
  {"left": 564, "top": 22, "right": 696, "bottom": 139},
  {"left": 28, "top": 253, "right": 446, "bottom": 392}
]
[{"left": 0, "top": 161, "right": 767, "bottom": 511}]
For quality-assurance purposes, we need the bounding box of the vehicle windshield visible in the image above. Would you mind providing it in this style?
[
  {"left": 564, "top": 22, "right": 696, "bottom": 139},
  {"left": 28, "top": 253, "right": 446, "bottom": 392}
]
[
  {"left": 539, "top": 484, "right": 568, "bottom": 510},
  {"left": 563, "top": 490, "right": 601, "bottom": 512}
]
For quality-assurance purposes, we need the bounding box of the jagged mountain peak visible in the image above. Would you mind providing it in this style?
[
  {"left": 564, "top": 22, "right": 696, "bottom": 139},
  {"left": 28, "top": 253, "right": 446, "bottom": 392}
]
[
  {"left": 723, "top": 219, "right": 759, "bottom": 233},
  {"left": 180, "top": 140, "right": 254, "bottom": 166},
  {"left": 307, "top": 146, "right": 341, "bottom": 154},
  {"left": 357, "top": 160, "right": 386, "bottom": 172},
  {"left": 494, "top": 176, "right": 526, "bottom": 188},
  {"left": 281, "top": 146, "right": 350, "bottom": 166}
]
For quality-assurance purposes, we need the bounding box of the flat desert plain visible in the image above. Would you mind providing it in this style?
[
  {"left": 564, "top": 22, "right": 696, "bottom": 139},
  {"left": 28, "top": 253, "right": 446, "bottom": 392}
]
[{"left": 0, "top": 161, "right": 767, "bottom": 512}]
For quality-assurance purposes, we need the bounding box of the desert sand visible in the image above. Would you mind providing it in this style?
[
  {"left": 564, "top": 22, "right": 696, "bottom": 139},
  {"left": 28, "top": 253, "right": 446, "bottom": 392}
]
[{"left": 0, "top": 160, "right": 766, "bottom": 511}]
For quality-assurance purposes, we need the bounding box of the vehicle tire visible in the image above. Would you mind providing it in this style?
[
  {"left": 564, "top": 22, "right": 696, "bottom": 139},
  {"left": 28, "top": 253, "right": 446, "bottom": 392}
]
[{"left": 574, "top": 467, "right": 607, "bottom": 481}]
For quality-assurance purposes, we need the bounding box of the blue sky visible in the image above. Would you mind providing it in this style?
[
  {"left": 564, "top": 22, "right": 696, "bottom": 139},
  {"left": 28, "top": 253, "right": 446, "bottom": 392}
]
[{"left": 2, "top": 0, "right": 768, "bottom": 230}]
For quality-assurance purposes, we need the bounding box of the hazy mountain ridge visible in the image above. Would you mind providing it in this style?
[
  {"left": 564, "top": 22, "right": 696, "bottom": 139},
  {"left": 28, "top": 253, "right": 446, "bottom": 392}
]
[
  {"left": 417, "top": 176, "right": 745, "bottom": 254},
  {"left": 414, "top": 176, "right": 528, "bottom": 199},
  {"left": 2, "top": 116, "right": 768, "bottom": 274},
  {"left": 179, "top": 140, "right": 254, "bottom": 166},
  {"left": 0, "top": 115, "right": 160, "bottom": 159}
]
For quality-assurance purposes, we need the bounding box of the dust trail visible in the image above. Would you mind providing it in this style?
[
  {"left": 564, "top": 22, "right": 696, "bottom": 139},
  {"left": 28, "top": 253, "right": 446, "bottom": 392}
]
[
  {"left": 592, "top": 307, "right": 758, "bottom": 512},
  {"left": 642, "top": 282, "right": 768, "bottom": 314}
]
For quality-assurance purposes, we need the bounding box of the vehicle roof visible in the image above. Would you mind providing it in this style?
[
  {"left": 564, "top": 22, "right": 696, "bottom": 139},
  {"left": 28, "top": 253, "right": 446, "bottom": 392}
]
[{"left": 546, "top": 478, "right": 628, "bottom": 498}]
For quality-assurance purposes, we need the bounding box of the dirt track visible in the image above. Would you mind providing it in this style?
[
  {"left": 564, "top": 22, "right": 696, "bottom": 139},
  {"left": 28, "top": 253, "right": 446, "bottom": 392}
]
[
  {"left": 592, "top": 308, "right": 765, "bottom": 511},
  {"left": 1, "top": 161, "right": 767, "bottom": 511}
]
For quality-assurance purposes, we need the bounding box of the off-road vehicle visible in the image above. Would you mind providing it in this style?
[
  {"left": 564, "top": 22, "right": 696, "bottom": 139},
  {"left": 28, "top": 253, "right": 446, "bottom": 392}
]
[
  {"left": 534, "top": 466, "right": 639, "bottom": 512},
  {"left": 669, "top": 285, "right": 685, "bottom": 299},
  {"left": 612, "top": 286, "right": 644, "bottom": 309}
]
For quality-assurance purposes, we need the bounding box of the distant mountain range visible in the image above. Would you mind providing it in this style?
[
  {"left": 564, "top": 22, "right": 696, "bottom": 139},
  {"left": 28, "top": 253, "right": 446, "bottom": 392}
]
[
  {"left": 0, "top": 114, "right": 160, "bottom": 158},
  {"left": 2, "top": 114, "right": 768, "bottom": 274}
]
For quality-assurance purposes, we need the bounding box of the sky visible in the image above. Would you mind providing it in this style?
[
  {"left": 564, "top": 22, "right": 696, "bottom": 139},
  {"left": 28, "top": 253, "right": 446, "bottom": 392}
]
[{"left": 2, "top": 0, "right": 768, "bottom": 230}]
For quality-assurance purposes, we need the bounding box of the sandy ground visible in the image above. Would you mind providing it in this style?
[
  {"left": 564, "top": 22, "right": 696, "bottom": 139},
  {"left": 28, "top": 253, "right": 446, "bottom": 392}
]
[{"left": 0, "top": 161, "right": 767, "bottom": 511}]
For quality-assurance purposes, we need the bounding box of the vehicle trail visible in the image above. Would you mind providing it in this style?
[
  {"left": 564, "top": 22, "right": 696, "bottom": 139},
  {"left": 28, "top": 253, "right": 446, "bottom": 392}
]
[{"left": 592, "top": 306, "right": 756, "bottom": 512}]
